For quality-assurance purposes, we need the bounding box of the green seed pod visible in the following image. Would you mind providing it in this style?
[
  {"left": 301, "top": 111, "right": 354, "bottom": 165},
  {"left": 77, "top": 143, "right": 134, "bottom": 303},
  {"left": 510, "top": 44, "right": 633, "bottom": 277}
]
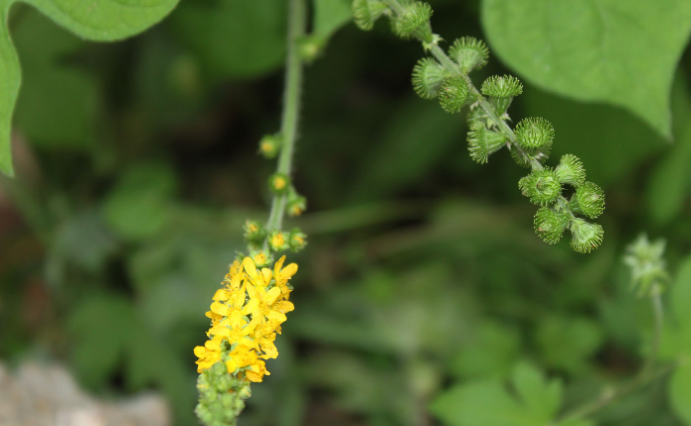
[
  {"left": 569, "top": 218, "right": 604, "bottom": 253},
  {"left": 412, "top": 58, "right": 447, "bottom": 99},
  {"left": 518, "top": 169, "right": 562, "bottom": 206},
  {"left": 448, "top": 37, "right": 489, "bottom": 74},
  {"left": 572, "top": 181, "right": 605, "bottom": 218},
  {"left": 467, "top": 126, "right": 507, "bottom": 164},
  {"left": 554, "top": 154, "right": 586, "bottom": 187},
  {"left": 268, "top": 173, "right": 291, "bottom": 194},
  {"left": 534, "top": 207, "right": 569, "bottom": 244},
  {"left": 481, "top": 75, "right": 523, "bottom": 98},
  {"left": 393, "top": 1, "right": 433, "bottom": 40},
  {"left": 439, "top": 76, "right": 469, "bottom": 113},
  {"left": 514, "top": 117, "right": 554, "bottom": 150},
  {"left": 353, "top": 0, "right": 388, "bottom": 31},
  {"left": 481, "top": 75, "right": 523, "bottom": 115}
]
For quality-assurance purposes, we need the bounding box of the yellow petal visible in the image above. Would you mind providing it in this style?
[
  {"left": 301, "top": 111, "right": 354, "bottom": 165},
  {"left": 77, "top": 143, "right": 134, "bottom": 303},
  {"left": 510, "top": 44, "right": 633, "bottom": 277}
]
[
  {"left": 194, "top": 346, "right": 206, "bottom": 358},
  {"left": 274, "top": 256, "right": 286, "bottom": 276},
  {"left": 242, "top": 256, "right": 258, "bottom": 278},
  {"left": 225, "top": 359, "right": 238, "bottom": 373},
  {"left": 279, "top": 263, "right": 298, "bottom": 279},
  {"left": 208, "top": 325, "right": 231, "bottom": 338},
  {"left": 212, "top": 289, "right": 229, "bottom": 301},
  {"left": 273, "top": 300, "right": 295, "bottom": 314},
  {"left": 267, "top": 310, "right": 287, "bottom": 324},
  {"left": 261, "top": 268, "right": 273, "bottom": 285},
  {"left": 241, "top": 298, "right": 259, "bottom": 316},
  {"left": 205, "top": 339, "right": 221, "bottom": 352},
  {"left": 210, "top": 302, "right": 229, "bottom": 316},
  {"left": 265, "top": 287, "right": 282, "bottom": 306}
]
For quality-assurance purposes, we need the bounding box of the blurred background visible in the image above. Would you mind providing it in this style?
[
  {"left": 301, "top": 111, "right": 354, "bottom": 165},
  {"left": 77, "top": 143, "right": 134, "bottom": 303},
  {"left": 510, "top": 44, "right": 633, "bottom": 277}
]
[{"left": 1, "top": 0, "right": 691, "bottom": 425}]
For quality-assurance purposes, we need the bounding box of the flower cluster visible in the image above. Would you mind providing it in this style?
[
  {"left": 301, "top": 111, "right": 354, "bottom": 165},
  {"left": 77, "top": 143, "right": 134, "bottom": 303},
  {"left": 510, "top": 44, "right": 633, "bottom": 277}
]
[
  {"left": 195, "top": 255, "right": 297, "bottom": 424},
  {"left": 354, "top": 0, "right": 606, "bottom": 253}
]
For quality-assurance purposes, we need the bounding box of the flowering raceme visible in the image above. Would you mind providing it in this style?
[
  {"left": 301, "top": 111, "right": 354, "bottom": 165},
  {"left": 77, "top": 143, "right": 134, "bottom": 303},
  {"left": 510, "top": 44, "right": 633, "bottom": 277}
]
[
  {"left": 195, "top": 256, "right": 297, "bottom": 381},
  {"left": 194, "top": 255, "right": 298, "bottom": 424}
]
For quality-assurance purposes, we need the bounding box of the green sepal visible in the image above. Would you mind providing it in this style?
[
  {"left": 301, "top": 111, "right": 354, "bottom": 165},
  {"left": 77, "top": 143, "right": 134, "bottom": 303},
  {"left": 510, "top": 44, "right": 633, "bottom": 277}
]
[
  {"left": 353, "top": 0, "right": 388, "bottom": 31},
  {"left": 554, "top": 154, "right": 586, "bottom": 187},
  {"left": 518, "top": 169, "right": 562, "bottom": 206},
  {"left": 514, "top": 117, "right": 554, "bottom": 150},
  {"left": 569, "top": 218, "right": 604, "bottom": 253},
  {"left": 467, "top": 126, "right": 507, "bottom": 164},
  {"left": 392, "top": 1, "right": 433, "bottom": 41},
  {"left": 439, "top": 76, "right": 469, "bottom": 113},
  {"left": 571, "top": 181, "right": 605, "bottom": 219},
  {"left": 412, "top": 58, "right": 447, "bottom": 99},
  {"left": 289, "top": 227, "right": 308, "bottom": 252},
  {"left": 534, "top": 207, "right": 569, "bottom": 244},
  {"left": 448, "top": 37, "right": 489, "bottom": 74}
]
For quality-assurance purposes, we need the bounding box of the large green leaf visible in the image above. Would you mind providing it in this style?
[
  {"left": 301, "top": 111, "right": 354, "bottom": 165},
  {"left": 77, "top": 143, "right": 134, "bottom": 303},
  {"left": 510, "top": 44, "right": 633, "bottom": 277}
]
[
  {"left": 0, "top": 0, "right": 179, "bottom": 176},
  {"left": 482, "top": 0, "right": 691, "bottom": 138},
  {"left": 670, "top": 365, "right": 691, "bottom": 425}
]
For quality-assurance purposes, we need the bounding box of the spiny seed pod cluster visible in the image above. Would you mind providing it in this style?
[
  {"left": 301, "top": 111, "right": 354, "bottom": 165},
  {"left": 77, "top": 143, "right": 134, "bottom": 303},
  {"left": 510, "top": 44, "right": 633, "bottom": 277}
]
[{"left": 351, "top": 0, "right": 606, "bottom": 253}]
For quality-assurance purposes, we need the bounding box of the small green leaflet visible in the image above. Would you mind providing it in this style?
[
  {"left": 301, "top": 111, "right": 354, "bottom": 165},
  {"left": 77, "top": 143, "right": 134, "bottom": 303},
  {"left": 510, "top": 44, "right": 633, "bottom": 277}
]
[
  {"left": 0, "top": 0, "right": 179, "bottom": 176},
  {"left": 482, "top": 0, "right": 691, "bottom": 139}
]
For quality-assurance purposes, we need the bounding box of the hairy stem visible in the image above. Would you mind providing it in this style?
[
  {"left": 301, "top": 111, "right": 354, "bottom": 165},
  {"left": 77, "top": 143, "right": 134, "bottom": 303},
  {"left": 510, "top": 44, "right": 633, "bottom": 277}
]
[{"left": 266, "top": 0, "right": 306, "bottom": 233}]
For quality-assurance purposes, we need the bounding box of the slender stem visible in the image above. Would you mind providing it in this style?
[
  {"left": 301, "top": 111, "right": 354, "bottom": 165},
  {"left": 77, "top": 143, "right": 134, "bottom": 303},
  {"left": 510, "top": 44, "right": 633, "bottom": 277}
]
[
  {"left": 265, "top": 0, "right": 306, "bottom": 234},
  {"left": 640, "top": 286, "right": 665, "bottom": 378}
]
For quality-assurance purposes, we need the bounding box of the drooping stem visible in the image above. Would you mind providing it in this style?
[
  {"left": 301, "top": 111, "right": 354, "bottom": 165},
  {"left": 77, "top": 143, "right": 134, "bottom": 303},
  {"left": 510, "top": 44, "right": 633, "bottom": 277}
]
[{"left": 266, "top": 0, "right": 306, "bottom": 233}]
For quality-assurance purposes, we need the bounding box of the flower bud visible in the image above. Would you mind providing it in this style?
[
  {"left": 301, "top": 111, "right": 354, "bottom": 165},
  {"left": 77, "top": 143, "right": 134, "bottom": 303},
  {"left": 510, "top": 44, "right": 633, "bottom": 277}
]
[
  {"left": 554, "top": 154, "right": 586, "bottom": 187},
  {"left": 353, "top": 0, "right": 388, "bottom": 31},
  {"left": 439, "top": 76, "right": 469, "bottom": 113},
  {"left": 259, "top": 134, "right": 282, "bottom": 159},
  {"left": 393, "top": 1, "right": 433, "bottom": 41},
  {"left": 569, "top": 218, "right": 604, "bottom": 253},
  {"left": 298, "top": 34, "right": 326, "bottom": 62},
  {"left": 518, "top": 169, "right": 562, "bottom": 206},
  {"left": 448, "top": 37, "right": 489, "bottom": 74},
  {"left": 572, "top": 182, "right": 605, "bottom": 218},
  {"left": 481, "top": 75, "right": 523, "bottom": 115},
  {"left": 268, "top": 173, "right": 290, "bottom": 194},
  {"left": 514, "top": 117, "right": 554, "bottom": 150},
  {"left": 286, "top": 195, "right": 307, "bottom": 217},
  {"left": 249, "top": 249, "right": 273, "bottom": 268},
  {"left": 412, "top": 58, "right": 447, "bottom": 99},
  {"left": 534, "top": 207, "right": 569, "bottom": 244},
  {"left": 243, "top": 220, "right": 266, "bottom": 243},
  {"left": 289, "top": 228, "right": 308, "bottom": 252},
  {"left": 467, "top": 126, "right": 507, "bottom": 164},
  {"left": 624, "top": 234, "right": 668, "bottom": 297},
  {"left": 268, "top": 230, "right": 289, "bottom": 251}
]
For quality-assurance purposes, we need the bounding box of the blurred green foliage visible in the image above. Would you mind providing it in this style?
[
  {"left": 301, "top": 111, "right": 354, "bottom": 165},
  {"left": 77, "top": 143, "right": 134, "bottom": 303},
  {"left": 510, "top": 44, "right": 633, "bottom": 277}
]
[{"left": 1, "top": 1, "right": 691, "bottom": 425}]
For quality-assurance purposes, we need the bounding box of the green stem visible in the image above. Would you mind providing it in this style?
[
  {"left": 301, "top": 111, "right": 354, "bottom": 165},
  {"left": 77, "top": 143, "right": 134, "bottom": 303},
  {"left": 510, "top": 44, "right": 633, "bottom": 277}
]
[
  {"left": 551, "top": 286, "right": 668, "bottom": 426},
  {"left": 266, "top": 0, "right": 306, "bottom": 233}
]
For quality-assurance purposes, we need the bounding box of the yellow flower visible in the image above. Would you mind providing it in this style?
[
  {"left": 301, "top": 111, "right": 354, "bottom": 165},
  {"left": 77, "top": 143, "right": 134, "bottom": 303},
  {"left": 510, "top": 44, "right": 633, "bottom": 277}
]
[
  {"left": 245, "top": 360, "right": 270, "bottom": 383},
  {"left": 269, "top": 231, "right": 287, "bottom": 251},
  {"left": 194, "top": 335, "right": 224, "bottom": 373},
  {"left": 273, "top": 255, "right": 298, "bottom": 293}
]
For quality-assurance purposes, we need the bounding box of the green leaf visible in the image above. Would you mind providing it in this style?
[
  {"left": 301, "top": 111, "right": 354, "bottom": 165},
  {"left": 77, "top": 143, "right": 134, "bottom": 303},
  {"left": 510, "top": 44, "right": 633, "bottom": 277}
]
[
  {"left": 102, "top": 162, "right": 177, "bottom": 240},
  {"left": 170, "top": 0, "right": 286, "bottom": 81},
  {"left": 511, "top": 362, "right": 562, "bottom": 423},
  {"left": 522, "top": 87, "right": 666, "bottom": 186},
  {"left": 430, "top": 380, "right": 526, "bottom": 426},
  {"left": 534, "top": 315, "right": 604, "bottom": 374},
  {"left": 482, "top": 0, "right": 691, "bottom": 138},
  {"left": 451, "top": 320, "right": 521, "bottom": 379},
  {"left": 313, "top": 0, "right": 352, "bottom": 38},
  {"left": 670, "top": 365, "right": 691, "bottom": 425},
  {"left": 0, "top": 0, "right": 179, "bottom": 176}
]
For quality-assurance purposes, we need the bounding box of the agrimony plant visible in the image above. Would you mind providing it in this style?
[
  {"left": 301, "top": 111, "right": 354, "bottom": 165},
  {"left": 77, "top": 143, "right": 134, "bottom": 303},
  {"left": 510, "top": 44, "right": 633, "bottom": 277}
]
[
  {"left": 353, "top": 0, "right": 606, "bottom": 253},
  {"left": 194, "top": 0, "right": 308, "bottom": 424}
]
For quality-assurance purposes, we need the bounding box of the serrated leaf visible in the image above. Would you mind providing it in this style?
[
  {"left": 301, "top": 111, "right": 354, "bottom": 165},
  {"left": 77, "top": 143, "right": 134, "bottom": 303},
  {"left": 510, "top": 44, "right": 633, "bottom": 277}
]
[
  {"left": 482, "top": 0, "right": 691, "bottom": 138},
  {"left": 535, "top": 315, "right": 604, "bottom": 374},
  {"left": 511, "top": 361, "right": 563, "bottom": 423},
  {"left": 429, "top": 380, "right": 526, "bottom": 426},
  {"left": 670, "top": 365, "right": 691, "bottom": 425},
  {"left": 0, "top": 0, "right": 179, "bottom": 176},
  {"left": 451, "top": 320, "right": 521, "bottom": 379}
]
